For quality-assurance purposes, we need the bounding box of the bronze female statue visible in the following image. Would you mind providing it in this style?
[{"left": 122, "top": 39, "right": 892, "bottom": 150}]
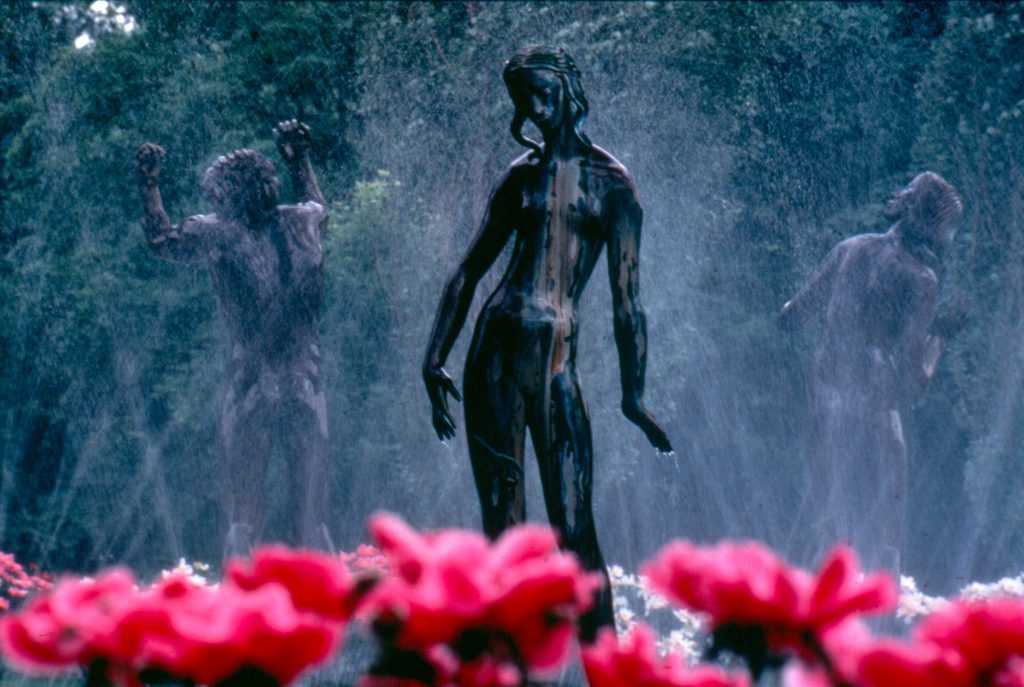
[
  {"left": 423, "top": 46, "right": 672, "bottom": 638},
  {"left": 134, "top": 121, "right": 330, "bottom": 560}
]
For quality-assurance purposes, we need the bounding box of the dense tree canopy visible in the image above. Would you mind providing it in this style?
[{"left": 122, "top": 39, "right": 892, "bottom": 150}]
[{"left": 0, "top": 1, "right": 1021, "bottom": 592}]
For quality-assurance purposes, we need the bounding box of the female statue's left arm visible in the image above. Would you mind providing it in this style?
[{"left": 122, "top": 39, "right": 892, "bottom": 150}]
[{"left": 605, "top": 181, "right": 673, "bottom": 453}]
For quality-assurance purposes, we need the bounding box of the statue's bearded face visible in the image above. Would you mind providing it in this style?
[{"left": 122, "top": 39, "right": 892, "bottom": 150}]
[{"left": 511, "top": 69, "right": 566, "bottom": 135}]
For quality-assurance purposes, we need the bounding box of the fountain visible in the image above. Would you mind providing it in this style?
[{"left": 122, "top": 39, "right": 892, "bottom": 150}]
[{"left": 1, "top": 6, "right": 1023, "bottom": 685}]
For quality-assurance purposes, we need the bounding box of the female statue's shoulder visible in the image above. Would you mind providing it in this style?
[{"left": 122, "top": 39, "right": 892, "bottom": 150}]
[{"left": 587, "top": 146, "right": 635, "bottom": 185}]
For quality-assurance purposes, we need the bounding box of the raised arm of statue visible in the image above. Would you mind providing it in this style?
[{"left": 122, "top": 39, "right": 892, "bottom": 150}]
[
  {"left": 134, "top": 143, "right": 214, "bottom": 263},
  {"left": 273, "top": 120, "right": 326, "bottom": 209},
  {"left": 780, "top": 242, "right": 844, "bottom": 330},
  {"left": 605, "top": 182, "right": 673, "bottom": 453},
  {"left": 422, "top": 171, "right": 517, "bottom": 441}
]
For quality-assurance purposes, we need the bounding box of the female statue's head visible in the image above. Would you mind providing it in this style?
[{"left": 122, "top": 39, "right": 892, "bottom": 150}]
[
  {"left": 503, "top": 45, "right": 593, "bottom": 156},
  {"left": 201, "top": 149, "right": 280, "bottom": 225},
  {"left": 885, "top": 171, "right": 962, "bottom": 255}
]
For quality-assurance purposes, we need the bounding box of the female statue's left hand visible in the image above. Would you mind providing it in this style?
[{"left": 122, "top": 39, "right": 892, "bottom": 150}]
[{"left": 622, "top": 398, "right": 674, "bottom": 454}]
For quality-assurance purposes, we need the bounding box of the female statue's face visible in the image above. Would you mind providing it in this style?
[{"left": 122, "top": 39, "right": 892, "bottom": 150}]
[{"left": 513, "top": 69, "right": 565, "bottom": 134}]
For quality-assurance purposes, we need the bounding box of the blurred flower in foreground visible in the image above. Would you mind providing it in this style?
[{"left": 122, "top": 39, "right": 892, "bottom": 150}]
[
  {"left": 227, "top": 545, "right": 360, "bottom": 620},
  {"left": 858, "top": 597, "right": 1024, "bottom": 687},
  {"left": 0, "top": 548, "right": 355, "bottom": 686},
  {"left": 583, "top": 623, "right": 750, "bottom": 687},
  {"left": 643, "top": 541, "right": 896, "bottom": 678},
  {"left": 362, "top": 513, "right": 598, "bottom": 685},
  {"left": 0, "top": 569, "right": 134, "bottom": 673}
]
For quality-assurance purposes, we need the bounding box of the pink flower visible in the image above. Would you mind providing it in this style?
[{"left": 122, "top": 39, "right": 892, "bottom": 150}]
[
  {"left": 857, "top": 598, "right": 1024, "bottom": 687},
  {"left": 112, "top": 573, "right": 342, "bottom": 686},
  {"left": 340, "top": 544, "right": 390, "bottom": 576},
  {"left": 0, "top": 568, "right": 137, "bottom": 673},
  {"left": 856, "top": 638, "right": 966, "bottom": 687},
  {"left": 917, "top": 598, "right": 1024, "bottom": 683},
  {"left": 363, "top": 514, "right": 597, "bottom": 676},
  {"left": 0, "top": 568, "right": 343, "bottom": 686},
  {"left": 583, "top": 624, "right": 751, "bottom": 687},
  {"left": 994, "top": 657, "right": 1024, "bottom": 687},
  {"left": 0, "top": 552, "right": 53, "bottom": 611},
  {"left": 642, "top": 541, "right": 895, "bottom": 674},
  {"left": 227, "top": 545, "right": 357, "bottom": 620}
]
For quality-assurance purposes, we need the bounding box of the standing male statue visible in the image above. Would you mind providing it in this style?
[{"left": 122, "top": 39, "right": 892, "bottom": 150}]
[
  {"left": 781, "top": 172, "right": 963, "bottom": 575},
  {"left": 422, "top": 46, "right": 673, "bottom": 640},
  {"left": 134, "top": 121, "right": 330, "bottom": 559}
]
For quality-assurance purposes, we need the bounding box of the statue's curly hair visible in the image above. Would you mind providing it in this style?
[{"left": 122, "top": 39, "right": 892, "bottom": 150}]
[
  {"left": 503, "top": 45, "right": 592, "bottom": 157},
  {"left": 885, "top": 172, "right": 963, "bottom": 245},
  {"left": 201, "top": 149, "right": 280, "bottom": 223}
]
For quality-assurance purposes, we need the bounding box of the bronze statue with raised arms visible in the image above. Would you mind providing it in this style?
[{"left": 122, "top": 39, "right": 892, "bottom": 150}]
[{"left": 134, "top": 121, "right": 330, "bottom": 560}]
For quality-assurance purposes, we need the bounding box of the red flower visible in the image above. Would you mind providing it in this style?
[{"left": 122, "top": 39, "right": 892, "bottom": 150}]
[
  {"left": 856, "top": 638, "right": 966, "bottom": 687},
  {"left": 0, "top": 568, "right": 343, "bottom": 686},
  {"left": 917, "top": 598, "right": 1024, "bottom": 682},
  {"left": 485, "top": 525, "right": 597, "bottom": 669},
  {"left": 227, "top": 545, "right": 357, "bottom": 620},
  {"left": 994, "top": 657, "right": 1024, "bottom": 687},
  {"left": 111, "top": 573, "right": 342, "bottom": 686},
  {"left": 364, "top": 514, "right": 597, "bottom": 673},
  {"left": 857, "top": 598, "right": 1024, "bottom": 687},
  {"left": 642, "top": 541, "right": 895, "bottom": 668},
  {"left": 0, "top": 569, "right": 137, "bottom": 673},
  {"left": 582, "top": 624, "right": 751, "bottom": 687}
]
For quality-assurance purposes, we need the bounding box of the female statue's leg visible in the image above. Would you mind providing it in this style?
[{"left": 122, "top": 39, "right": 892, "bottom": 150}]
[{"left": 531, "top": 369, "right": 614, "bottom": 641}]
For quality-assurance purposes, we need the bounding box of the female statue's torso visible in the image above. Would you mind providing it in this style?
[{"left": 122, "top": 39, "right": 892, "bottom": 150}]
[{"left": 470, "top": 148, "right": 628, "bottom": 381}]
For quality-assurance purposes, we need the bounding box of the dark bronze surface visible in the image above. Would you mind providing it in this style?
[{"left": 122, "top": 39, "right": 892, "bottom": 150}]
[
  {"left": 423, "top": 46, "right": 672, "bottom": 640},
  {"left": 782, "top": 172, "right": 963, "bottom": 576},
  {"left": 134, "top": 121, "right": 329, "bottom": 561}
]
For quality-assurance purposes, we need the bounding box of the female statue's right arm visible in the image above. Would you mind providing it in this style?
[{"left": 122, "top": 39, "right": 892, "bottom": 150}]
[{"left": 423, "top": 172, "right": 517, "bottom": 441}]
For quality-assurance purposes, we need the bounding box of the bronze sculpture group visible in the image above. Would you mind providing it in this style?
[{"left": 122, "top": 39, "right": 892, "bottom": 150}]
[{"left": 133, "top": 45, "right": 963, "bottom": 637}]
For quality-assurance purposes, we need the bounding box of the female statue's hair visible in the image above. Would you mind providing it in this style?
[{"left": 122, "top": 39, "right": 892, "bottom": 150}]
[
  {"left": 201, "top": 149, "right": 280, "bottom": 224},
  {"left": 503, "top": 45, "right": 593, "bottom": 157},
  {"left": 885, "top": 171, "right": 963, "bottom": 250}
]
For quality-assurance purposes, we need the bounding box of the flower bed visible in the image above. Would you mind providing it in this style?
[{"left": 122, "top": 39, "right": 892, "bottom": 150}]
[{"left": 0, "top": 517, "right": 1022, "bottom": 687}]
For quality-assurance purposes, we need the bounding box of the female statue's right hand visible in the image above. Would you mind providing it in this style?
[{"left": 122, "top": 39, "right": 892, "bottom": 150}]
[{"left": 423, "top": 365, "right": 462, "bottom": 441}]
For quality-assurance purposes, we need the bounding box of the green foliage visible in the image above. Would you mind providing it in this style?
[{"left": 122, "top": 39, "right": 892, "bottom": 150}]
[{"left": 909, "top": 2, "right": 1024, "bottom": 577}]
